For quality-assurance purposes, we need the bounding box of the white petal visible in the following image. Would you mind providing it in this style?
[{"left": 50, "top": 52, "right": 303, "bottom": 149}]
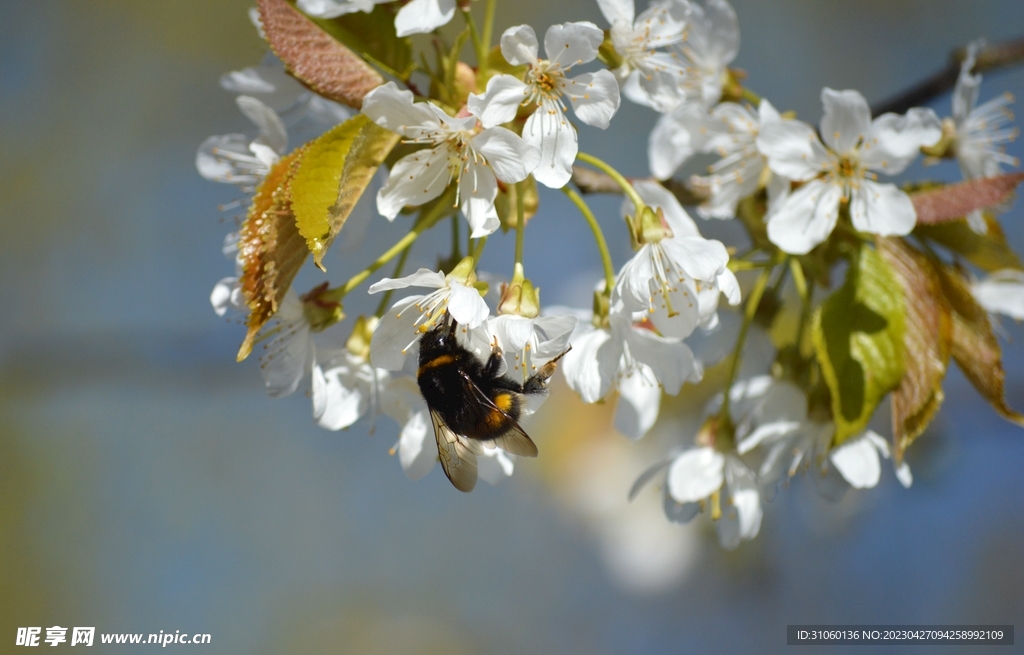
[
  {"left": 849, "top": 180, "right": 916, "bottom": 237},
  {"left": 376, "top": 146, "right": 451, "bottom": 219},
  {"left": 562, "top": 326, "right": 622, "bottom": 403},
  {"left": 210, "top": 277, "right": 241, "bottom": 317},
  {"left": 819, "top": 87, "right": 872, "bottom": 154},
  {"left": 236, "top": 95, "right": 288, "bottom": 155},
  {"left": 298, "top": 0, "right": 375, "bottom": 18},
  {"left": 565, "top": 70, "right": 620, "bottom": 129},
  {"left": 530, "top": 314, "right": 579, "bottom": 360},
  {"left": 596, "top": 0, "right": 634, "bottom": 26},
  {"left": 398, "top": 410, "right": 436, "bottom": 480},
  {"left": 500, "top": 24, "right": 539, "bottom": 66},
  {"left": 757, "top": 119, "right": 831, "bottom": 181},
  {"left": 703, "top": 0, "right": 740, "bottom": 67},
  {"left": 394, "top": 0, "right": 456, "bottom": 37},
  {"left": 468, "top": 75, "right": 528, "bottom": 128},
  {"left": 627, "top": 327, "right": 696, "bottom": 395},
  {"left": 661, "top": 236, "right": 730, "bottom": 283},
  {"left": 629, "top": 180, "right": 700, "bottom": 237},
  {"left": 361, "top": 82, "right": 439, "bottom": 138},
  {"left": 370, "top": 295, "right": 424, "bottom": 370},
  {"left": 666, "top": 447, "right": 725, "bottom": 503},
  {"left": 615, "top": 365, "right": 662, "bottom": 440},
  {"left": 895, "top": 461, "right": 913, "bottom": 488},
  {"left": 725, "top": 456, "right": 762, "bottom": 540},
  {"left": 471, "top": 126, "right": 539, "bottom": 183},
  {"left": 648, "top": 105, "right": 718, "bottom": 180},
  {"left": 478, "top": 448, "right": 515, "bottom": 485},
  {"left": 312, "top": 362, "right": 365, "bottom": 430},
  {"left": 196, "top": 134, "right": 257, "bottom": 184},
  {"left": 717, "top": 268, "right": 741, "bottom": 306},
  {"left": 491, "top": 314, "right": 535, "bottom": 352},
  {"left": 829, "top": 433, "right": 882, "bottom": 489},
  {"left": 368, "top": 268, "right": 446, "bottom": 293},
  {"left": 447, "top": 281, "right": 490, "bottom": 329},
  {"left": 766, "top": 179, "right": 841, "bottom": 255},
  {"left": 261, "top": 325, "right": 314, "bottom": 398},
  {"left": 459, "top": 161, "right": 500, "bottom": 238},
  {"left": 861, "top": 108, "right": 942, "bottom": 175},
  {"left": 972, "top": 269, "right": 1024, "bottom": 319},
  {"left": 523, "top": 100, "right": 577, "bottom": 188},
  {"left": 544, "top": 21, "right": 603, "bottom": 68}
]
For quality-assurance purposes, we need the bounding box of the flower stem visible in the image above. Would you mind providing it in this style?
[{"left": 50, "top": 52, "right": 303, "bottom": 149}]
[
  {"left": 325, "top": 190, "right": 455, "bottom": 302},
  {"left": 480, "top": 0, "right": 497, "bottom": 76},
  {"left": 562, "top": 186, "right": 616, "bottom": 296},
  {"left": 719, "top": 263, "right": 776, "bottom": 423},
  {"left": 472, "top": 235, "right": 487, "bottom": 261},
  {"left": 514, "top": 181, "right": 526, "bottom": 269},
  {"left": 374, "top": 242, "right": 413, "bottom": 318},
  {"left": 576, "top": 151, "right": 645, "bottom": 212},
  {"left": 462, "top": 8, "right": 486, "bottom": 76},
  {"left": 789, "top": 257, "right": 812, "bottom": 355}
]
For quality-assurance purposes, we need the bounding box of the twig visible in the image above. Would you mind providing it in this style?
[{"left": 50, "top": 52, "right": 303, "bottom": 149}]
[
  {"left": 871, "top": 36, "right": 1024, "bottom": 116},
  {"left": 570, "top": 166, "right": 710, "bottom": 206}
]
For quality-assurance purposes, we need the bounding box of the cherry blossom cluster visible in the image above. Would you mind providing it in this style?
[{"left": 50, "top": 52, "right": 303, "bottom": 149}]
[{"left": 197, "top": 0, "right": 1023, "bottom": 546}]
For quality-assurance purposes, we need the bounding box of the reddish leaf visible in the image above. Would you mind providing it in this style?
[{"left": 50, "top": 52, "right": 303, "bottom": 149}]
[
  {"left": 258, "top": 0, "right": 383, "bottom": 109},
  {"left": 936, "top": 265, "right": 1024, "bottom": 426},
  {"left": 915, "top": 212, "right": 1024, "bottom": 272},
  {"left": 877, "top": 238, "right": 952, "bottom": 463},
  {"left": 912, "top": 172, "right": 1024, "bottom": 225},
  {"left": 237, "top": 146, "right": 310, "bottom": 361}
]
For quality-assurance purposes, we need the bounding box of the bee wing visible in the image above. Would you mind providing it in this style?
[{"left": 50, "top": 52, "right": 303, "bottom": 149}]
[
  {"left": 430, "top": 408, "right": 480, "bottom": 493},
  {"left": 461, "top": 375, "right": 539, "bottom": 458}
]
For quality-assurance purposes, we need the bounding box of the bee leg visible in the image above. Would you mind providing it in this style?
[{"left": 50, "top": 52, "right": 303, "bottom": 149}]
[
  {"left": 523, "top": 345, "right": 572, "bottom": 394},
  {"left": 483, "top": 338, "right": 504, "bottom": 379}
]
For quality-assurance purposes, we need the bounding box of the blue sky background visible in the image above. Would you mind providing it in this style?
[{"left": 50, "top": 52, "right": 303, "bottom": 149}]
[{"left": 1, "top": 1, "right": 1023, "bottom": 653}]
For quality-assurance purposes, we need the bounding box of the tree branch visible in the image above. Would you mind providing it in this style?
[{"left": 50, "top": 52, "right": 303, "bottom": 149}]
[{"left": 871, "top": 36, "right": 1024, "bottom": 117}]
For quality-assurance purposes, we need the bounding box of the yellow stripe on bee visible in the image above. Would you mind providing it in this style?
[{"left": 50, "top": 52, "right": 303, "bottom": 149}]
[
  {"left": 493, "top": 393, "right": 514, "bottom": 413},
  {"left": 417, "top": 353, "right": 456, "bottom": 376}
]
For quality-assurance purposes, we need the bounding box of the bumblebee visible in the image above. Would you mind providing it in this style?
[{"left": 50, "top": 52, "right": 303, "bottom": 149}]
[{"left": 417, "top": 316, "right": 568, "bottom": 492}]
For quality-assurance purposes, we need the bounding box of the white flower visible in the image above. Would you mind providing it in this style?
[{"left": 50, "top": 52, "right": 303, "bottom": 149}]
[
  {"left": 613, "top": 180, "right": 740, "bottom": 340},
  {"left": 394, "top": 0, "right": 456, "bottom": 37},
  {"left": 665, "top": 446, "right": 762, "bottom": 549},
  {"left": 691, "top": 99, "right": 790, "bottom": 219},
  {"left": 672, "top": 0, "right": 739, "bottom": 109},
  {"left": 196, "top": 96, "right": 286, "bottom": 188},
  {"left": 949, "top": 42, "right": 1020, "bottom": 233},
  {"left": 757, "top": 88, "right": 942, "bottom": 254},
  {"left": 362, "top": 82, "right": 540, "bottom": 238},
  {"left": 220, "top": 57, "right": 352, "bottom": 126},
  {"left": 256, "top": 288, "right": 317, "bottom": 398},
  {"left": 469, "top": 22, "right": 620, "bottom": 188},
  {"left": 597, "top": 0, "right": 690, "bottom": 112},
  {"left": 297, "top": 0, "right": 388, "bottom": 18},
  {"left": 647, "top": 102, "right": 722, "bottom": 180},
  {"left": 311, "top": 318, "right": 391, "bottom": 431},
  {"left": 481, "top": 313, "right": 579, "bottom": 384},
  {"left": 368, "top": 267, "right": 491, "bottom": 371},
  {"left": 828, "top": 429, "right": 912, "bottom": 490},
  {"left": 561, "top": 302, "right": 699, "bottom": 440},
  {"left": 971, "top": 269, "right": 1024, "bottom": 321}
]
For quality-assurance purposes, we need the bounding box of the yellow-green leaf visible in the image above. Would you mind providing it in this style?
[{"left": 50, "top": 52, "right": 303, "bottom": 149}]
[
  {"left": 877, "top": 237, "right": 952, "bottom": 463},
  {"left": 936, "top": 264, "right": 1024, "bottom": 426},
  {"left": 914, "top": 212, "right": 1024, "bottom": 272},
  {"left": 237, "top": 146, "right": 310, "bottom": 361},
  {"left": 812, "top": 246, "right": 906, "bottom": 446},
  {"left": 291, "top": 114, "right": 399, "bottom": 269}
]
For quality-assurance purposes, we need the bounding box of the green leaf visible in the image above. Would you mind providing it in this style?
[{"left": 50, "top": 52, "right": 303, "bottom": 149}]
[
  {"left": 812, "top": 246, "right": 906, "bottom": 446},
  {"left": 291, "top": 114, "right": 399, "bottom": 269},
  {"left": 307, "top": 5, "right": 414, "bottom": 80},
  {"left": 936, "top": 264, "right": 1024, "bottom": 426},
  {"left": 915, "top": 212, "right": 1024, "bottom": 272},
  {"left": 877, "top": 237, "right": 952, "bottom": 463}
]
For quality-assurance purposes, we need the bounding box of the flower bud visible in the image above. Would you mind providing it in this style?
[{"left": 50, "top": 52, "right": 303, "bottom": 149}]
[
  {"left": 301, "top": 282, "right": 344, "bottom": 332},
  {"left": 497, "top": 263, "right": 541, "bottom": 318}
]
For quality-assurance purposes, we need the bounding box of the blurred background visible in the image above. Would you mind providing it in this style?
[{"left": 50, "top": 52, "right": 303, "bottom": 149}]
[{"left": 2, "top": 1, "right": 1023, "bottom": 653}]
